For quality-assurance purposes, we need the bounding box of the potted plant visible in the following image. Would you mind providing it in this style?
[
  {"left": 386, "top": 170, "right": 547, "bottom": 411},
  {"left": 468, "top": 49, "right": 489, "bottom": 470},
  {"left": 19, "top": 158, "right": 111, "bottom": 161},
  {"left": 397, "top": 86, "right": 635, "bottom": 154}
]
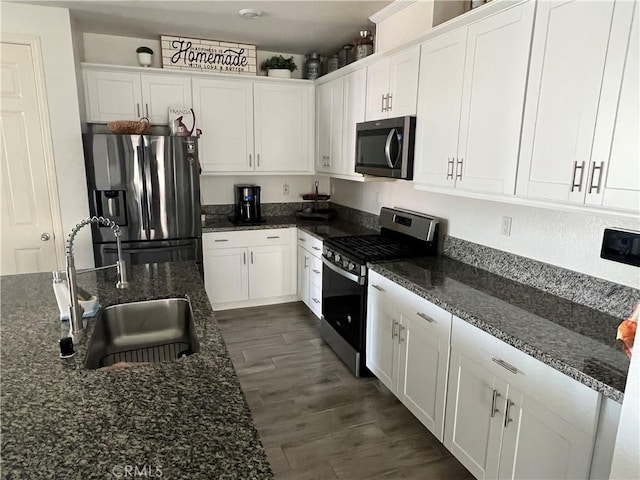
[
  {"left": 136, "top": 46, "right": 154, "bottom": 67},
  {"left": 260, "top": 55, "right": 297, "bottom": 78}
]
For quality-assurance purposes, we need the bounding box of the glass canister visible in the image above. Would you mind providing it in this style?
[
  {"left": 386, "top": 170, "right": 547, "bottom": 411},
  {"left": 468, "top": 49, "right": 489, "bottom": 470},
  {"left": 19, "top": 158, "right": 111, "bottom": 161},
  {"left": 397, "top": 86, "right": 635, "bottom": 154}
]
[
  {"left": 338, "top": 44, "right": 353, "bottom": 68},
  {"left": 355, "top": 30, "right": 374, "bottom": 61},
  {"left": 305, "top": 52, "right": 321, "bottom": 80},
  {"left": 327, "top": 54, "right": 339, "bottom": 73}
]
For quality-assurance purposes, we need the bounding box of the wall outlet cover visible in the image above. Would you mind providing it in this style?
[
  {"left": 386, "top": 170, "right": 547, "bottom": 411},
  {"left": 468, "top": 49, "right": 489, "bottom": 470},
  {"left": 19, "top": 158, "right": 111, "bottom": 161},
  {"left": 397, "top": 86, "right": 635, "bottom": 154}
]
[
  {"left": 283, "top": 184, "right": 289, "bottom": 195},
  {"left": 501, "top": 216, "right": 512, "bottom": 236}
]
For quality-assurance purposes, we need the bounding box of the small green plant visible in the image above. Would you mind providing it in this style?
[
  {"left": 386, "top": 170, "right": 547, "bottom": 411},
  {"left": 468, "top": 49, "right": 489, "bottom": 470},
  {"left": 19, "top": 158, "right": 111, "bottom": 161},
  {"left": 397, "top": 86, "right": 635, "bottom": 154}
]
[{"left": 260, "top": 55, "right": 297, "bottom": 72}]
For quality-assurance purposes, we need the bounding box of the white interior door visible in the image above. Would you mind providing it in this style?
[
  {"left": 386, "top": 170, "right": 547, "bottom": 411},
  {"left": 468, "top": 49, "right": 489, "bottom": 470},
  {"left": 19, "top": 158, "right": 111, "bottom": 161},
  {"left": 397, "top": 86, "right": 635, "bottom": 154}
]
[{"left": 1, "top": 41, "right": 60, "bottom": 274}]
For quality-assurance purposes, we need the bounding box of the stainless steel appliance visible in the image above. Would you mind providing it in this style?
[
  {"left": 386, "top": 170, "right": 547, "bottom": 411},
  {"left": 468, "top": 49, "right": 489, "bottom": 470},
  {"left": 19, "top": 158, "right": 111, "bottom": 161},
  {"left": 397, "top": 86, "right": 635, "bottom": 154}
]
[
  {"left": 230, "top": 184, "right": 263, "bottom": 224},
  {"left": 83, "top": 134, "right": 202, "bottom": 274},
  {"left": 355, "top": 116, "right": 416, "bottom": 179},
  {"left": 321, "top": 207, "right": 439, "bottom": 376}
]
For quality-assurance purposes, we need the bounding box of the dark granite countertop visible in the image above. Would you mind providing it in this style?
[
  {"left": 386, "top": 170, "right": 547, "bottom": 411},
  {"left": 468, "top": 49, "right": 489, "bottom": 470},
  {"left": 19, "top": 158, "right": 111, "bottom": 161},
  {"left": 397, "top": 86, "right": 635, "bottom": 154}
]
[
  {"left": 202, "top": 214, "right": 377, "bottom": 240},
  {"left": 1, "top": 262, "right": 272, "bottom": 479},
  {"left": 369, "top": 257, "right": 630, "bottom": 403}
]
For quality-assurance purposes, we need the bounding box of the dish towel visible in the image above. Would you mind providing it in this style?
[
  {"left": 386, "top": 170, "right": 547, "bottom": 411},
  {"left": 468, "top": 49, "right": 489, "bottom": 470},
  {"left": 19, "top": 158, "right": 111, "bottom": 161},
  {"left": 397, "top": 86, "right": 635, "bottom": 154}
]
[{"left": 617, "top": 301, "right": 639, "bottom": 358}]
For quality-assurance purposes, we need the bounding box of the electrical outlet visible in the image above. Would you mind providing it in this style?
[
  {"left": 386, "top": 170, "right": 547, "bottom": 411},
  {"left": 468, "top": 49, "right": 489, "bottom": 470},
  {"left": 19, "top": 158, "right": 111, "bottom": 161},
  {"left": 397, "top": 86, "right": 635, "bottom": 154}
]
[
  {"left": 501, "top": 216, "right": 512, "bottom": 236},
  {"left": 283, "top": 183, "right": 289, "bottom": 195}
]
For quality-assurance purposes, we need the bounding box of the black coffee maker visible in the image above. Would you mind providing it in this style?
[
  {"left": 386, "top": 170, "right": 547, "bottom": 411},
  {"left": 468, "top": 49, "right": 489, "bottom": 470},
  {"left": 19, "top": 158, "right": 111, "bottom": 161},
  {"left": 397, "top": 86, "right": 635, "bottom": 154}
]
[{"left": 231, "top": 184, "right": 264, "bottom": 224}]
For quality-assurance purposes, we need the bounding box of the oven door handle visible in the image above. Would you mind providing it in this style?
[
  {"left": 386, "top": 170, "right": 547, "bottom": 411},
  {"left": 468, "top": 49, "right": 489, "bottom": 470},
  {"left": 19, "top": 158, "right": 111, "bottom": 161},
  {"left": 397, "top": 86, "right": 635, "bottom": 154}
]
[{"left": 322, "top": 256, "right": 365, "bottom": 285}]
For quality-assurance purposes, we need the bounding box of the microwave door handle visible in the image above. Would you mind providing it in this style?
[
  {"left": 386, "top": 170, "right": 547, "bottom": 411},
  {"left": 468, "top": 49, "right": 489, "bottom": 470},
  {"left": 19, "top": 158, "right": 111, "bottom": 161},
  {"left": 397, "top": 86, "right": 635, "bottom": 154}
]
[{"left": 384, "top": 128, "right": 396, "bottom": 168}]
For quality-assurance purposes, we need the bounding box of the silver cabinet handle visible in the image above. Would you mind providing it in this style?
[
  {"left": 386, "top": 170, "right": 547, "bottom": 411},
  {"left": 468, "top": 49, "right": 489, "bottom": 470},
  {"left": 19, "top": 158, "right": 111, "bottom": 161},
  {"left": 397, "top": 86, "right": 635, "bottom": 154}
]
[
  {"left": 492, "top": 357, "right": 518, "bottom": 375},
  {"left": 446, "top": 158, "right": 454, "bottom": 180},
  {"left": 312, "top": 246, "right": 321, "bottom": 251},
  {"left": 298, "top": 237, "right": 306, "bottom": 242},
  {"left": 312, "top": 269, "right": 321, "bottom": 274},
  {"left": 392, "top": 320, "right": 398, "bottom": 339},
  {"left": 304, "top": 256, "right": 308, "bottom": 268},
  {"left": 571, "top": 161, "right": 585, "bottom": 192},
  {"left": 312, "top": 298, "right": 320, "bottom": 304},
  {"left": 387, "top": 93, "right": 393, "bottom": 111},
  {"left": 257, "top": 153, "right": 261, "bottom": 167},
  {"left": 136, "top": 103, "right": 141, "bottom": 117},
  {"left": 416, "top": 312, "right": 435, "bottom": 323},
  {"left": 371, "top": 284, "right": 385, "bottom": 292},
  {"left": 456, "top": 158, "right": 463, "bottom": 181},
  {"left": 588, "top": 161, "right": 604, "bottom": 194},
  {"left": 249, "top": 154, "right": 252, "bottom": 167},
  {"left": 399, "top": 324, "right": 406, "bottom": 343},
  {"left": 243, "top": 252, "right": 246, "bottom": 265},
  {"left": 267, "top": 236, "right": 280, "bottom": 239},
  {"left": 490, "top": 390, "right": 501, "bottom": 417},
  {"left": 145, "top": 103, "right": 149, "bottom": 118},
  {"left": 504, "top": 399, "right": 514, "bottom": 427},
  {"left": 214, "top": 239, "right": 229, "bottom": 242},
  {"left": 381, "top": 94, "right": 385, "bottom": 112},
  {"left": 250, "top": 251, "right": 254, "bottom": 264},
  {"left": 40, "top": 232, "right": 51, "bottom": 241}
]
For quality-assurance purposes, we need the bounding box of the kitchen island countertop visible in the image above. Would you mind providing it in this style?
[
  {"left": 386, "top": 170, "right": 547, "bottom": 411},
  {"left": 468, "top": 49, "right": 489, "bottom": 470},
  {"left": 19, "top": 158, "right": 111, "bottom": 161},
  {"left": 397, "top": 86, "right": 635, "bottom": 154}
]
[
  {"left": 369, "top": 257, "right": 631, "bottom": 403},
  {"left": 1, "top": 262, "right": 272, "bottom": 479}
]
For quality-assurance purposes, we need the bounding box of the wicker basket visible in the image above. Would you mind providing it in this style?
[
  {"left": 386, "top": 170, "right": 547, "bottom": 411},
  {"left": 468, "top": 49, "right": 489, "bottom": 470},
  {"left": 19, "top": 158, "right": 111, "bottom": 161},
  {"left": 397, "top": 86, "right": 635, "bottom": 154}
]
[{"left": 107, "top": 118, "right": 150, "bottom": 134}]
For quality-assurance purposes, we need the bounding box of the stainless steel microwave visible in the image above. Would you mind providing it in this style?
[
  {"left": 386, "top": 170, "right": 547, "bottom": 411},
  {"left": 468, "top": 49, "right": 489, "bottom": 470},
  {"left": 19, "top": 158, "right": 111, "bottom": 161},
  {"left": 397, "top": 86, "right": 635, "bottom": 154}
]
[{"left": 355, "top": 116, "right": 416, "bottom": 179}]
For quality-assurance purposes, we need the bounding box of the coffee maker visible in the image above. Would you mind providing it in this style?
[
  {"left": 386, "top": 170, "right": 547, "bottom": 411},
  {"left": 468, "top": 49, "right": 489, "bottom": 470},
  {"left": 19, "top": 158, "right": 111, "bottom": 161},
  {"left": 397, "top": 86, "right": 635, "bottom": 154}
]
[{"left": 231, "top": 184, "right": 264, "bottom": 224}]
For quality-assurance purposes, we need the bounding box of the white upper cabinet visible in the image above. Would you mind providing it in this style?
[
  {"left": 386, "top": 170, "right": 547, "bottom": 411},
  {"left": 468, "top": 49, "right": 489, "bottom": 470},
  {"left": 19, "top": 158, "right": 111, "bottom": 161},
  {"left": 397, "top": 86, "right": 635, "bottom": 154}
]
[
  {"left": 316, "top": 77, "right": 344, "bottom": 174},
  {"left": 516, "top": 0, "right": 637, "bottom": 210},
  {"left": 84, "top": 69, "right": 192, "bottom": 124},
  {"left": 85, "top": 70, "right": 143, "bottom": 122},
  {"left": 365, "top": 45, "right": 420, "bottom": 121},
  {"left": 140, "top": 74, "right": 192, "bottom": 124},
  {"left": 192, "top": 78, "right": 253, "bottom": 173},
  {"left": 341, "top": 68, "right": 367, "bottom": 179},
  {"left": 414, "top": 1, "right": 535, "bottom": 195},
  {"left": 254, "top": 83, "right": 312, "bottom": 173}
]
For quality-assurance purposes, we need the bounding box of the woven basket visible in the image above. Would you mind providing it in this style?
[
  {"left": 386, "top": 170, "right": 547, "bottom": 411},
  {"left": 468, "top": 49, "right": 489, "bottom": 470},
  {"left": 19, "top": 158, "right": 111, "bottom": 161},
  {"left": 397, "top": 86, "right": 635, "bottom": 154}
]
[{"left": 107, "top": 118, "right": 150, "bottom": 134}]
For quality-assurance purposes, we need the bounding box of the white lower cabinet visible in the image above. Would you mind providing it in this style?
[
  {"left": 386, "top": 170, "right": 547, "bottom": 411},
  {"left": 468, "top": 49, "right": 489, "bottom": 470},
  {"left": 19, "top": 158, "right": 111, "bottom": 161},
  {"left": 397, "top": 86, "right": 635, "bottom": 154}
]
[
  {"left": 203, "top": 229, "right": 296, "bottom": 309},
  {"left": 297, "top": 229, "right": 323, "bottom": 318},
  {"left": 366, "top": 270, "right": 451, "bottom": 441},
  {"left": 445, "top": 316, "right": 600, "bottom": 480}
]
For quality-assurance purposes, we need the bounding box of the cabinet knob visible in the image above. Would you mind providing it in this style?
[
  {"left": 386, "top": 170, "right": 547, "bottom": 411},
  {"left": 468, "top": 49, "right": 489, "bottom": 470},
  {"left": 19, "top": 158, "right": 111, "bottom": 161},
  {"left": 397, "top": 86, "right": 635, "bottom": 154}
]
[{"left": 40, "top": 232, "right": 51, "bottom": 241}]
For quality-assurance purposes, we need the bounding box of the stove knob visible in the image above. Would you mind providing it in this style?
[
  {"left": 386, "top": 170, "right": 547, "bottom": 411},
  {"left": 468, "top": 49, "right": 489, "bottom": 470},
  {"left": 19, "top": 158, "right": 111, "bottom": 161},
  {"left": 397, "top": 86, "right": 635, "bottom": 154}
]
[
  {"left": 348, "top": 263, "right": 355, "bottom": 271},
  {"left": 326, "top": 250, "right": 333, "bottom": 258},
  {"left": 335, "top": 254, "right": 341, "bottom": 262}
]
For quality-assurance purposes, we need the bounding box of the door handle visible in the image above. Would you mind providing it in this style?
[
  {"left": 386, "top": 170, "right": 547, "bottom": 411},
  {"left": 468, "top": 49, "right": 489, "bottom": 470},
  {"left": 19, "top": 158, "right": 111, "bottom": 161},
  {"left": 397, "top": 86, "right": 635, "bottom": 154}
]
[
  {"left": 214, "top": 239, "right": 229, "bottom": 242},
  {"left": 391, "top": 320, "right": 398, "bottom": 339},
  {"left": 371, "top": 284, "right": 385, "bottom": 292},
  {"left": 570, "top": 161, "right": 585, "bottom": 192},
  {"left": 416, "top": 312, "right": 435, "bottom": 323},
  {"left": 381, "top": 94, "right": 385, "bottom": 112},
  {"left": 446, "top": 158, "right": 454, "bottom": 179},
  {"left": 312, "top": 298, "right": 320, "bottom": 304},
  {"left": 136, "top": 103, "right": 141, "bottom": 118},
  {"left": 304, "top": 256, "right": 309, "bottom": 268},
  {"left": 145, "top": 103, "right": 149, "bottom": 118},
  {"left": 490, "top": 389, "right": 501, "bottom": 417},
  {"left": 298, "top": 237, "right": 306, "bottom": 242},
  {"left": 257, "top": 153, "right": 261, "bottom": 167},
  {"left": 492, "top": 357, "right": 519, "bottom": 375},
  {"left": 456, "top": 158, "right": 463, "bottom": 181},
  {"left": 250, "top": 251, "right": 254, "bottom": 264},
  {"left": 387, "top": 93, "right": 393, "bottom": 112},
  {"left": 312, "top": 246, "right": 321, "bottom": 251},
  {"left": 504, "top": 399, "right": 514, "bottom": 427},
  {"left": 312, "top": 269, "right": 320, "bottom": 274},
  {"left": 243, "top": 252, "right": 246, "bottom": 265},
  {"left": 249, "top": 154, "right": 252, "bottom": 167},
  {"left": 399, "top": 324, "right": 406, "bottom": 343},
  {"left": 588, "top": 161, "right": 604, "bottom": 194},
  {"left": 40, "top": 233, "right": 51, "bottom": 241},
  {"left": 267, "top": 236, "right": 280, "bottom": 239}
]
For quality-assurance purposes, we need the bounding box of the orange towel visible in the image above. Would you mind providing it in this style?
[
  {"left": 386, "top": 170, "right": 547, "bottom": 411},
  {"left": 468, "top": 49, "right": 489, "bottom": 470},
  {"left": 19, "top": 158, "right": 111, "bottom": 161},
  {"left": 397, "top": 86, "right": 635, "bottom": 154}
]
[{"left": 617, "top": 302, "right": 639, "bottom": 359}]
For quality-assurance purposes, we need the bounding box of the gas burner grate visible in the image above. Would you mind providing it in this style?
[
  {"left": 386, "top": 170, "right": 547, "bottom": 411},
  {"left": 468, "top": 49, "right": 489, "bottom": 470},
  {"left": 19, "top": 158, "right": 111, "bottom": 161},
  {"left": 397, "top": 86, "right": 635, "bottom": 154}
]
[{"left": 327, "top": 235, "right": 421, "bottom": 262}]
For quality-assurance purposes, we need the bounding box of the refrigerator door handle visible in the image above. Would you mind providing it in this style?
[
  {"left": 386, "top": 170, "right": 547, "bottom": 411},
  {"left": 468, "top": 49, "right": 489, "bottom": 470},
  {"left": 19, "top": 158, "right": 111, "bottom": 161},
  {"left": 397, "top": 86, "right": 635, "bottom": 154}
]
[
  {"left": 136, "top": 139, "right": 151, "bottom": 238},
  {"left": 143, "top": 137, "right": 155, "bottom": 232}
]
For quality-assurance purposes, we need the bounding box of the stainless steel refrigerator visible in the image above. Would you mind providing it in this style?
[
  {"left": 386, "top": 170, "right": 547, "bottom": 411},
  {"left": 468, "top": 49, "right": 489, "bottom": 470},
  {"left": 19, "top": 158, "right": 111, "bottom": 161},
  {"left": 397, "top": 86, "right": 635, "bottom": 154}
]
[{"left": 83, "top": 134, "right": 202, "bottom": 275}]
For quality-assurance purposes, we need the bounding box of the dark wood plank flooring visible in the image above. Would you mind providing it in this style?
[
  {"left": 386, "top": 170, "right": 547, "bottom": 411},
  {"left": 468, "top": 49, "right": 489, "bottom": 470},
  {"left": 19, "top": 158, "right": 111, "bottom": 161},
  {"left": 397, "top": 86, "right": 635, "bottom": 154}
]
[{"left": 216, "top": 301, "right": 473, "bottom": 480}]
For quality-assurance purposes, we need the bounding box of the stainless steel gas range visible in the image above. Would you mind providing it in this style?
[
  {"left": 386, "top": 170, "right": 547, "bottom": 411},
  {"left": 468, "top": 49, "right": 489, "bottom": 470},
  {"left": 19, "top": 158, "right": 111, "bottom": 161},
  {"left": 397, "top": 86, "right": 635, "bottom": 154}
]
[{"left": 320, "top": 207, "right": 440, "bottom": 376}]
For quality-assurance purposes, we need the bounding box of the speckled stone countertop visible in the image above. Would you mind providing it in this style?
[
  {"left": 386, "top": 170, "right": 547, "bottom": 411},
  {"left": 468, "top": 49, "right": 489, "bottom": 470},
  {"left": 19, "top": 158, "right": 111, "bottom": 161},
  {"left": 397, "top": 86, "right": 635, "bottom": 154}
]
[
  {"left": 1, "top": 262, "right": 273, "bottom": 479},
  {"left": 202, "top": 215, "right": 377, "bottom": 240},
  {"left": 369, "top": 257, "right": 630, "bottom": 403}
]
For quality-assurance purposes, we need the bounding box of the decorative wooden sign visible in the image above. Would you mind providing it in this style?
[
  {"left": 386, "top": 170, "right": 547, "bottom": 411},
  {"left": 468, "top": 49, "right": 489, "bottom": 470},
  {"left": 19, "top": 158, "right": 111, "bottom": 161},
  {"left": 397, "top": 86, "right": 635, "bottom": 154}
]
[{"left": 161, "top": 35, "right": 256, "bottom": 75}]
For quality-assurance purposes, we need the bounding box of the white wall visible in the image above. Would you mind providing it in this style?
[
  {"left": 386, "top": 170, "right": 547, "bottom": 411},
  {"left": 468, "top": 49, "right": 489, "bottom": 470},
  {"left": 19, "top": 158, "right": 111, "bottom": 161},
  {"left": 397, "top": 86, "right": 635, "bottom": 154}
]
[
  {"left": 1, "top": 3, "right": 93, "bottom": 269},
  {"left": 201, "top": 175, "right": 329, "bottom": 205},
  {"left": 82, "top": 33, "right": 305, "bottom": 78},
  {"left": 331, "top": 179, "right": 640, "bottom": 288}
]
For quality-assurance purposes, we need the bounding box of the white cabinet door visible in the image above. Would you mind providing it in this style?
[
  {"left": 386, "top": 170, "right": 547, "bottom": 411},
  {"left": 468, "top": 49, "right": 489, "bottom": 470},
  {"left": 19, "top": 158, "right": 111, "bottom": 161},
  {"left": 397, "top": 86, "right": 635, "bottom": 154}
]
[
  {"left": 316, "top": 78, "right": 344, "bottom": 174},
  {"left": 85, "top": 70, "right": 142, "bottom": 122},
  {"left": 297, "top": 245, "right": 310, "bottom": 307},
  {"left": 140, "top": 74, "right": 192, "bottom": 124},
  {"left": 397, "top": 309, "right": 450, "bottom": 441},
  {"left": 342, "top": 68, "right": 367, "bottom": 178},
  {"left": 413, "top": 29, "right": 467, "bottom": 188},
  {"left": 456, "top": 1, "right": 534, "bottom": 195},
  {"left": 249, "top": 244, "right": 289, "bottom": 300},
  {"left": 517, "top": 0, "right": 617, "bottom": 202},
  {"left": 594, "top": 6, "right": 639, "bottom": 211},
  {"left": 328, "top": 77, "right": 344, "bottom": 174},
  {"left": 192, "top": 78, "right": 253, "bottom": 173},
  {"left": 365, "top": 58, "right": 391, "bottom": 121},
  {"left": 387, "top": 44, "right": 421, "bottom": 117},
  {"left": 254, "top": 83, "right": 311, "bottom": 172},
  {"left": 204, "top": 247, "right": 249, "bottom": 305},
  {"left": 365, "top": 284, "right": 397, "bottom": 392},
  {"left": 444, "top": 348, "right": 505, "bottom": 480},
  {"left": 498, "top": 386, "right": 595, "bottom": 480}
]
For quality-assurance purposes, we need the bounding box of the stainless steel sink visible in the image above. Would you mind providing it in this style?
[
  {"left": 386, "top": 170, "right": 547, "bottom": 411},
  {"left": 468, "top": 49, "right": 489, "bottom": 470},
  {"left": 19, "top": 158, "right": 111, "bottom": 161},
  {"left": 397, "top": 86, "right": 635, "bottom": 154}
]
[{"left": 85, "top": 298, "right": 200, "bottom": 369}]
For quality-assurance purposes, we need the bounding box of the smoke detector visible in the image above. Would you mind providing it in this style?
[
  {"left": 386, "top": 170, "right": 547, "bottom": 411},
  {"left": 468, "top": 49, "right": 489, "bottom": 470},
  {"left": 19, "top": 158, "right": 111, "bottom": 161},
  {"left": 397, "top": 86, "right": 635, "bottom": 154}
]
[{"left": 239, "top": 8, "right": 263, "bottom": 19}]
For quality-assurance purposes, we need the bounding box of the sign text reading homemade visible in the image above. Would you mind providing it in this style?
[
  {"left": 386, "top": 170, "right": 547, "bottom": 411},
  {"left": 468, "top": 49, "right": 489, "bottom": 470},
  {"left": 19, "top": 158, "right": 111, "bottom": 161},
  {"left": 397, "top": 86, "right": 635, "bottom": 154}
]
[{"left": 161, "top": 35, "right": 257, "bottom": 75}]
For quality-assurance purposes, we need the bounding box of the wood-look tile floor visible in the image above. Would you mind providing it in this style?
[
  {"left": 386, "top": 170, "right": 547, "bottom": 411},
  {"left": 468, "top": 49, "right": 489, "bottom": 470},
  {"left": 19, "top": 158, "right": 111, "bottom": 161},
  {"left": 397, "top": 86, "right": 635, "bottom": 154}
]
[{"left": 216, "top": 301, "right": 474, "bottom": 480}]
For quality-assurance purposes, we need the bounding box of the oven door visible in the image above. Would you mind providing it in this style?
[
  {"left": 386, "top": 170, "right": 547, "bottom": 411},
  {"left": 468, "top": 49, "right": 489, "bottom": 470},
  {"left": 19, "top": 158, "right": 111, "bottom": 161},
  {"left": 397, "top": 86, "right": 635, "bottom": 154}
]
[{"left": 321, "top": 257, "right": 366, "bottom": 351}]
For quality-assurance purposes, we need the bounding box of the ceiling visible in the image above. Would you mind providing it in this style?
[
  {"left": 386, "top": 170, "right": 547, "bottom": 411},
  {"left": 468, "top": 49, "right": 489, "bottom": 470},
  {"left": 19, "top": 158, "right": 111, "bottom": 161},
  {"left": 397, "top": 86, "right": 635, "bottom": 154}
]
[{"left": 24, "top": 1, "right": 393, "bottom": 54}]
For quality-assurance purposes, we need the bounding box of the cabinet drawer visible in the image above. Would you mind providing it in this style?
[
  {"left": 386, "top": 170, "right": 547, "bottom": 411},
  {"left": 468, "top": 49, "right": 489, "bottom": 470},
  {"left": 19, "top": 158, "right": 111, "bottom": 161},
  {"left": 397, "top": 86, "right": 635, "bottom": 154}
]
[
  {"left": 204, "top": 228, "right": 291, "bottom": 249},
  {"left": 452, "top": 316, "right": 600, "bottom": 437},
  {"left": 310, "top": 283, "right": 322, "bottom": 318},
  {"left": 297, "top": 229, "right": 323, "bottom": 254},
  {"left": 310, "top": 255, "right": 323, "bottom": 286}
]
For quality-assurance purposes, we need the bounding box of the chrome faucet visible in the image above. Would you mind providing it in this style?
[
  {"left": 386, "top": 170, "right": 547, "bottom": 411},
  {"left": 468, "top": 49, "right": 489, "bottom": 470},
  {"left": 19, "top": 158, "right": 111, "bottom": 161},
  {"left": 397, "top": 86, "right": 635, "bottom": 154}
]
[{"left": 65, "top": 216, "right": 128, "bottom": 339}]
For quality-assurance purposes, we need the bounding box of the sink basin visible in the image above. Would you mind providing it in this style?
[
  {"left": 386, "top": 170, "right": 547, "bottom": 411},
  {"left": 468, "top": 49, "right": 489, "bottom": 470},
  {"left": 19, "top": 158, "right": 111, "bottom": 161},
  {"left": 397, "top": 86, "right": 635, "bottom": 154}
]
[{"left": 85, "top": 298, "right": 200, "bottom": 369}]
